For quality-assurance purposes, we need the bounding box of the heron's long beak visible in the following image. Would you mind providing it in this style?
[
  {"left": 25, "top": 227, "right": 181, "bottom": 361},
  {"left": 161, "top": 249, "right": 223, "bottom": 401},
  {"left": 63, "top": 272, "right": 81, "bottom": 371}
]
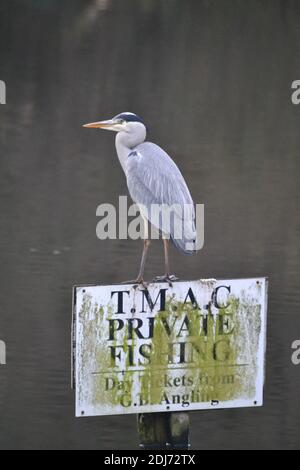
[{"left": 83, "top": 119, "right": 120, "bottom": 131}]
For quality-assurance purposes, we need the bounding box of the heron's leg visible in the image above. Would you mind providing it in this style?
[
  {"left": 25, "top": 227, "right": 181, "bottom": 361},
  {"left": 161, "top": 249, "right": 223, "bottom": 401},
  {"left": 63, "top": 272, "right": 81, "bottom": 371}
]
[
  {"left": 122, "top": 218, "right": 150, "bottom": 287},
  {"left": 163, "top": 238, "right": 171, "bottom": 276},
  {"left": 154, "top": 239, "right": 179, "bottom": 285},
  {"left": 138, "top": 238, "right": 151, "bottom": 279},
  {"left": 122, "top": 238, "right": 151, "bottom": 288}
]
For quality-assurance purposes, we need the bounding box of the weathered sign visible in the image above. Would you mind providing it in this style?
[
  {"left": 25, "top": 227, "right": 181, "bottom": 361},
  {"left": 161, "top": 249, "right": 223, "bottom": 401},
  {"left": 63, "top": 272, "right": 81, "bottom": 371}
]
[{"left": 72, "top": 278, "right": 268, "bottom": 417}]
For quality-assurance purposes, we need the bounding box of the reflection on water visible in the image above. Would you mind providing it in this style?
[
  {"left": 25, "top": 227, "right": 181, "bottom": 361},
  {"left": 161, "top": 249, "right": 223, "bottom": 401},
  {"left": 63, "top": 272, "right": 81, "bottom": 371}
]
[{"left": 0, "top": 0, "right": 300, "bottom": 450}]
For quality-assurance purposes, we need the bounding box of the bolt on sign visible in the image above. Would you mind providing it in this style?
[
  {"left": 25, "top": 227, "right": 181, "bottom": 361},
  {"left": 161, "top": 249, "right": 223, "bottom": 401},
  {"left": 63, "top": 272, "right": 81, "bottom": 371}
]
[{"left": 72, "top": 278, "right": 268, "bottom": 417}]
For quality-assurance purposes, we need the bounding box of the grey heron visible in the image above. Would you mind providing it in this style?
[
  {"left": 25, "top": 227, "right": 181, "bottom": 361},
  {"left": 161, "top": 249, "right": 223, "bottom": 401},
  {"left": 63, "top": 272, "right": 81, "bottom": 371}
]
[{"left": 83, "top": 112, "right": 197, "bottom": 285}]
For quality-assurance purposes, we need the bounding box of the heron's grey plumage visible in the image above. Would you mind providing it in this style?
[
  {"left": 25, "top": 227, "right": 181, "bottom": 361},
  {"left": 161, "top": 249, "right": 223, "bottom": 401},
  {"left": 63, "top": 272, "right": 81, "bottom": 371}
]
[{"left": 125, "top": 142, "right": 197, "bottom": 254}]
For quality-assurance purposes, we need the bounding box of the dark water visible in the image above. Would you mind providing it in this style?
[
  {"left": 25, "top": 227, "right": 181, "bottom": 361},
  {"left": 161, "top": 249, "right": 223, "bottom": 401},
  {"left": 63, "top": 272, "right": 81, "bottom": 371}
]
[{"left": 0, "top": 0, "right": 300, "bottom": 450}]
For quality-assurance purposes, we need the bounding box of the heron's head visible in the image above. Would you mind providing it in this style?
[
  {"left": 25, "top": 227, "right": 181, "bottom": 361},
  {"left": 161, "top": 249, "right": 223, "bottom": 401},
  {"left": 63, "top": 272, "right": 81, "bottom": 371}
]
[{"left": 83, "top": 112, "right": 147, "bottom": 136}]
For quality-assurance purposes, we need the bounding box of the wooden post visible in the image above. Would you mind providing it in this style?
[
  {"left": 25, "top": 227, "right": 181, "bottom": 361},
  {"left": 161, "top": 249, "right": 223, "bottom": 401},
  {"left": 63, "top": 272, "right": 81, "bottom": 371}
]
[{"left": 137, "top": 412, "right": 190, "bottom": 450}]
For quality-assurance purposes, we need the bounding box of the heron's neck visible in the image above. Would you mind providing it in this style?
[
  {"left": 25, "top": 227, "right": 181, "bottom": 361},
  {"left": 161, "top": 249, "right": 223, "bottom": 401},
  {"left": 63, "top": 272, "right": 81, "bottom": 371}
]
[
  {"left": 115, "top": 129, "right": 146, "bottom": 173},
  {"left": 115, "top": 139, "right": 131, "bottom": 173}
]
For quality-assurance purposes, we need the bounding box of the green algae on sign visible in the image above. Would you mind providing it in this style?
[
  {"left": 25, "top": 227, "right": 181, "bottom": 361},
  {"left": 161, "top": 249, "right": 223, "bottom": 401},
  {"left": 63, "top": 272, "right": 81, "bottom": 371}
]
[{"left": 74, "top": 279, "right": 267, "bottom": 417}]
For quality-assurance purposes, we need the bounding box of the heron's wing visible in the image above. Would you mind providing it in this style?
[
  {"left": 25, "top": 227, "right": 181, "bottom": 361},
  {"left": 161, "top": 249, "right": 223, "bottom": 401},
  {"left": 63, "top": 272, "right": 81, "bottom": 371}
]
[{"left": 125, "top": 142, "right": 197, "bottom": 253}]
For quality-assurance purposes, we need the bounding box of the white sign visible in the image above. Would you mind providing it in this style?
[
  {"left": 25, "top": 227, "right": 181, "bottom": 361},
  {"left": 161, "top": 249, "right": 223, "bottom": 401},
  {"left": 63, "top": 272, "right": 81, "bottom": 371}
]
[{"left": 72, "top": 278, "right": 268, "bottom": 417}]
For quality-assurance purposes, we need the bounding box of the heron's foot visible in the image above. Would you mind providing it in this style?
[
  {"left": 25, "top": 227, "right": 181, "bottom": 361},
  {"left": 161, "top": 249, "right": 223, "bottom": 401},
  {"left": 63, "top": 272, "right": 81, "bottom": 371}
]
[
  {"left": 122, "top": 278, "right": 148, "bottom": 289},
  {"left": 200, "top": 278, "right": 217, "bottom": 286},
  {"left": 153, "top": 274, "right": 179, "bottom": 286},
  {"left": 199, "top": 278, "right": 217, "bottom": 288}
]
